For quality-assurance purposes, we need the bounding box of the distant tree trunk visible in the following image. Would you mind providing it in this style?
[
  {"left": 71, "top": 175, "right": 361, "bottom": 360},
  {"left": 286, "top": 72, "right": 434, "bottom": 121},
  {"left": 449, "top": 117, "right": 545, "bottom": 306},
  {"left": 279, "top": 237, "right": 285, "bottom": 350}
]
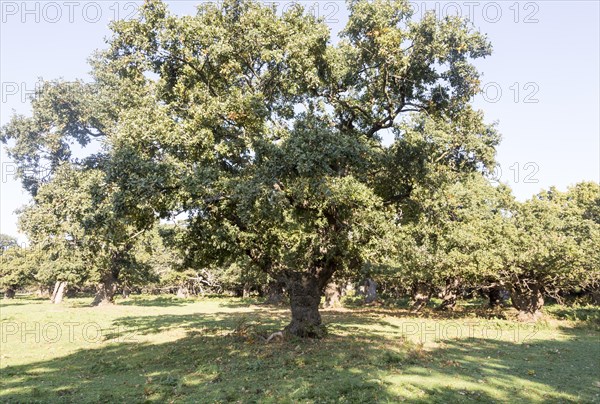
[
  {"left": 488, "top": 286, "right": 507, "bottom": 308},
  {"left": 176, "top": 285, "right": 189, "bottom": 299},
  {"left": 510, "top": 283, "right": 544, "bottom": 321},
  {"left": 590, "top": 288, "right": 600, "bottom": 306},
  {"left": 92, "top": 272, "right": 117, "bottom": 306},
  {"left": 36, "top": 285, "right": 50, "bottom": 298},
  {"left": 4, "top": 287, "right": 15, "bottom": 299},
  {"left": 51, "top": 281, "right": 68, "bottom": 304},
  {"left": 438, "top": 278, "right": 459, "bottom": 309},
  {"left": 242, "top": 283, "right": 251, "bottom": 298},
  {"left": 323, "top": 282, "right": 341, "bottom": 308},
  {"left": 284, "top": 272, "right": 325, "bottom": 338},
  {"left": 411, "top": 282, "right": 432, "bottom": 312},
  {"left": 363, "top": 278, "right": 377, "bottom": 304},
  {"left": 439, "top": 278, "right": 460, "bottom": 311},
  {"left": 264, "top": 279, "right": 286, "bottom": 305}
]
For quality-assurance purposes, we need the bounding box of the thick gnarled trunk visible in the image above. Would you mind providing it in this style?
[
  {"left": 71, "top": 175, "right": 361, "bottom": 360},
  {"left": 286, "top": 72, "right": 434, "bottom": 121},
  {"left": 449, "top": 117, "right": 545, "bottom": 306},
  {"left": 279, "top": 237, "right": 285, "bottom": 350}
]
[
  {"left": 411, "top": 282, "right": 432, "bottom": 312},
  {"left": 284, "top": 272, "right": 325, "bottom": 338},
  {"left": 362, "top": 278, "right": 377, "bottom": 304},
  {"left": 4, "top": 287, "right": 15, "bottom": 299},
  {"left": 176, "top": 286, "right": 190, "bottom": 299},
  {"left": 92, "top": 272, "right": 117, "bottom": 306},
  {"left": 439, "top": 278, "right": 460, "bottom": 311},
  {"left": 488, "top": 286, "right": 508, "bottom": 308},
  {"left": 510, "top": 283, "right": 544, "bottom": 321}
]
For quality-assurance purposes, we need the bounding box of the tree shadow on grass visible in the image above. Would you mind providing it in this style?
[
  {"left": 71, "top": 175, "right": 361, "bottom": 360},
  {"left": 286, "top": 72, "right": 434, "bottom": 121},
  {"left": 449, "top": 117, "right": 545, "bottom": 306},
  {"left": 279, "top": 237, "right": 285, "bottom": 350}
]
[
  {"left": 1, "top": 308, "right": 598, "bottom": 403},
  {"left": 0, "top": 296, "right": 52, "bottom": 307},
  {"left": 0, "top": 312, "right": 411, "bottom": 403},
  {"left": 395, "top": 328, "right": 600, "bottom": 403},
  {"left": 0, "top": 300, "right": 35, "bottom": 308},
  {"left": 105, "top": 310, "right": 288, "bottom": 340},
  {"left": 214, "top": 297, "right": 265, "bottom": 308},
  {"left": 104, "top": 307, "right": 393, "bottom": 340},
  {"left": 115, "top": 295, "right": 192, "bottom": 307}
]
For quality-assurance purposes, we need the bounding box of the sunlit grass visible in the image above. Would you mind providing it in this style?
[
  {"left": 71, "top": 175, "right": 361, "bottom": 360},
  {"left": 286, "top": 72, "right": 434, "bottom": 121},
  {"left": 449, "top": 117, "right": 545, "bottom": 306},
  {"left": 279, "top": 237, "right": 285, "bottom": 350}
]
[{"left": 1, "top": 295, "right": 598, "bottom": 403}]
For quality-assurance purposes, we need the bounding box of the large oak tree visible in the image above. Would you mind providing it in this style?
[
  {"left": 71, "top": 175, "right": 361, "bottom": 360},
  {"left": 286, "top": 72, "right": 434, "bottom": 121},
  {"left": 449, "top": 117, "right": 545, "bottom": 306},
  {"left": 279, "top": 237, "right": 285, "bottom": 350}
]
[{"left": 2, "top": 0, "right": 498, "bottom": 336}]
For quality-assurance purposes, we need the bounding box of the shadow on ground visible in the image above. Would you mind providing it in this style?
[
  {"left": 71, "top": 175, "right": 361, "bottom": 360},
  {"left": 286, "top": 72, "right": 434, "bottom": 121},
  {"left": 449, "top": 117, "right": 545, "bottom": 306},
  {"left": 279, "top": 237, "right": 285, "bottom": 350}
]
[
  {"left": 1, "top": 305, "right": 599, "bottom": 403},
  {"left": 115, "top": 296, "right": 193, "bottom": 307}
]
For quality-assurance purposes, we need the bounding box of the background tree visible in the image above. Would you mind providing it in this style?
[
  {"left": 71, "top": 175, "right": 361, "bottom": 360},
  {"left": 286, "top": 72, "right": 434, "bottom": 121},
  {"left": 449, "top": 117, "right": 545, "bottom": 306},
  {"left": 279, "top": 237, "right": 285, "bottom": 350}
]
[
  {"left": 0, "top": 234, "right": 18, "bottom": 251},
  {"left": 18, "top": 165, "right": 156, "bottom": 305},
  {"left": 0, "top": 235, "right": 37, "bottom": 299},
  {"left": 385, "top": 175, "right": 509, "bottom": 311},
  {"left": 496, "top": 183, "right": 599, "bottom": 320}
]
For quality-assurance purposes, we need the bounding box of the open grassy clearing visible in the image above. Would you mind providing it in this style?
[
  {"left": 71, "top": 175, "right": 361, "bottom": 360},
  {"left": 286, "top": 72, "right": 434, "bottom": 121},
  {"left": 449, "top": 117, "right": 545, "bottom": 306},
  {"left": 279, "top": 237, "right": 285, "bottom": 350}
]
[{"left": 1, "top": 296, "right": 599, "bottom": 403}]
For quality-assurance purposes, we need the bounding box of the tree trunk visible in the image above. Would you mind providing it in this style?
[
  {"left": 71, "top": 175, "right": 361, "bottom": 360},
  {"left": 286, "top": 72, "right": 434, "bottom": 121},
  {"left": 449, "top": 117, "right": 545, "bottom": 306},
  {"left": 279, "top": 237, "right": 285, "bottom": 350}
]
[
  {"left": 323, "top": 282, "right": 341, "bottom": 308},
  {"left": 439, "top": 291, "right": 457, "bottom": 310},
  {"left": 363, "top": 278, "right": 377, "bottom": 304},
  {"left": 242, "top": 283, "right": 251, "bottom": 298},
  {"left": 284, "top": 272, "right": 325, "bottom": 338},
  {"left": 264, "top": 280, "right": 286, "bottom": 305},
  {"left": 4, "top": 287, "right": 15, "bottom": 299},
  {"left": 92, "top": 273, "right": 117, "bottom": 306},
  {"left": 510, "top": 283, "right": 544, "bottom": 321},
  {"left": 488, "top": 286, "right": 508, "bottom": 308},
  {"left": 51, "top": 281, "right": 68, "bottom": 304},
  {"left": 50, "top": 281, "right": 60, "bottom": 302},
  {"left": 411, "top": 282, "right": 431, "bottom": 312},
  {"left": 590, "top": 288, "right": 600, "bottom": 306},
  {"left": 439, "top": 278, "right": 459, "bottom": 311},
  {"left": 36, "top": 285, "right": 50, "bottom": 298},
  {"left": 176, "top": 285, "right": 189, "bottom": 299}
]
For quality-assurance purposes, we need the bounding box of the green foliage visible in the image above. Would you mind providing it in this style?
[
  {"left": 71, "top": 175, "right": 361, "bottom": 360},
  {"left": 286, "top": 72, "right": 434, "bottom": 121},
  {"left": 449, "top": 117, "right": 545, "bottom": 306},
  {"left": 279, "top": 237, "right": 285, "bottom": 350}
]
[
  {"left": 17, "top": 164, "right": 156, "bottom": 293},
  {"left": 0, "top": 0, "right": 595, "bottom": 314},
  {"left": 89, "top": 0, "right": 495, "bottom": 288},
  {"left": 0, "top": 245, "right": 40, "bottom": 291},
  {"left": 0, "top": 80, "right": 106, "bottom": 195},
  {"left": 0, "top": 234, "right": 18, "bottom": 252},
  {"left": 502, "top": 182, "right": 600, "bottom": 297},
  {"left": 387, "top": 175, "right": 509, "bottom": 293}
]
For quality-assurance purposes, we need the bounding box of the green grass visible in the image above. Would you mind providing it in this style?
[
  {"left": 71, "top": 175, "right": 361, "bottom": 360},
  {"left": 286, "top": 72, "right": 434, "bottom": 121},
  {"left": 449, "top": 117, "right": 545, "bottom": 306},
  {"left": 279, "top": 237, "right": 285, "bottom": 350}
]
[{"left": 1, "top": 296, "right": 599, "bottom": 403}]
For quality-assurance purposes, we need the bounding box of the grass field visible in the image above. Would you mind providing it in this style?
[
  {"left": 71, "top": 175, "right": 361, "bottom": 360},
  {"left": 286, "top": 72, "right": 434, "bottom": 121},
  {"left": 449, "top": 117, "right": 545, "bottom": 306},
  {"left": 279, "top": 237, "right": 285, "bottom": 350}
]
[{"left": 0, "top": 295, "right": 599, "bottom": 403}]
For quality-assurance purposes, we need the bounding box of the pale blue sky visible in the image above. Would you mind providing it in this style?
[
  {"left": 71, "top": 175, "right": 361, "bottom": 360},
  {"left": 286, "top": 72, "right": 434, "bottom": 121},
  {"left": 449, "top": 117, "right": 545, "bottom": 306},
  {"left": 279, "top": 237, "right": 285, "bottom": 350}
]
[{"left": 1, "top": 1, "right": 599, "bottom": 243}]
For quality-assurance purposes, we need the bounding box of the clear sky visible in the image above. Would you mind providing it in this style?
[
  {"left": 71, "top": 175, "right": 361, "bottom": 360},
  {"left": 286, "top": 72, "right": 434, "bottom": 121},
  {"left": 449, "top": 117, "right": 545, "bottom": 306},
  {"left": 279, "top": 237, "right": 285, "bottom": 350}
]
[{"left": 1, "top": 0, "right": 599, "bottom": 243}]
